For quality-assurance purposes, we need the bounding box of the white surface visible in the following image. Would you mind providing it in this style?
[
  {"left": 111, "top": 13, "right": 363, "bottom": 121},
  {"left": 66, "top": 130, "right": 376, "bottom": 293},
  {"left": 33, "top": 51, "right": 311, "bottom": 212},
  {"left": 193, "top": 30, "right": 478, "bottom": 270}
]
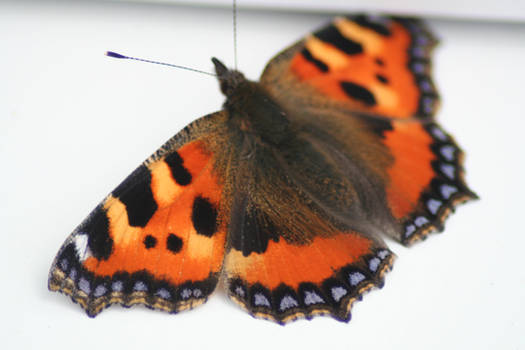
[
  {"left": 1, "top": 1, "right": 524, "bottom": 349},
  {"left": 116, "top": 0, "right": 525, "bottom": 22}
]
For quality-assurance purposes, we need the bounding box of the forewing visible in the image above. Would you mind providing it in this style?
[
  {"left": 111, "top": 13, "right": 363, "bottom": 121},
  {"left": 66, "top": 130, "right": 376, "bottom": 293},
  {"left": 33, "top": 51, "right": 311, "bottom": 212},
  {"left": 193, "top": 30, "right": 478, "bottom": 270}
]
[
  {"left": 48, "top": 111, "right": 230, "bottom": 316},
  {"left": 261, "top": 15, "right": 439, "bottom": 119}
]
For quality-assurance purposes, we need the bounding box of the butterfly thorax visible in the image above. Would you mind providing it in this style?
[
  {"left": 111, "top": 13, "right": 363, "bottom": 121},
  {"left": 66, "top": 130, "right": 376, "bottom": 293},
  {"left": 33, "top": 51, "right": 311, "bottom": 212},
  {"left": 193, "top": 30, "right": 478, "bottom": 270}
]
[
  {"left": 213, "top": 57, "right": 290, "bottom": 146},
  {"left": 212, "top": 58, "right": 395, "bottom": 241}
]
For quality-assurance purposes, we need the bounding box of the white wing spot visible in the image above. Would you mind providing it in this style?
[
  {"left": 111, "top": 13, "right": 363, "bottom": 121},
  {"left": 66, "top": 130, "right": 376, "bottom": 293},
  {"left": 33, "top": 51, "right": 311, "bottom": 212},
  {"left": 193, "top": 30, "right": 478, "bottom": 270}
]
[
  {"left": 377, "top": 250, "right": 390, "bottom": 260},
  {"left": 112, "top": 281, "right": 123, "bottom": 292},
  {"left": 369, "top": 257, "right": 381, "bottom": 272},
  {"left": 155, "top": 288, "right": 171, "bottom": 299},
  {"left": 181, "top": 289, "right": 192, "bottom": 299},
  {"left": 254, "top": 293, "right": 271, "bottom": 307},
  {"left": 133, "top": 281, "right": 147, "bottom": 292},
  {"left": 94, "top": 285, "right": 107, "bottom": 297},
  {"left": 349, "top": 272, "right": 366, "bottom": 286},
  {"left": 60, "top": 258, "right": 68, "bottom": 271},
  {"left": 441, "top": 184, "right": 458, "bottom": 199},
  {"left": 405, "top": 224, "right": 416, "bottom": 237},
  {"left": 235, "top": 286, "right": 245, "bottom": 297},
  {"left": 415, "top": 216, "right": 429, "bottom": 227},
  {"left": 304, "top": 291, "right": 324, "bottom": 305},
  {"left": 427, "top": 199, "right": 442, "bottom": 215},
  {"left": 331, "top": 286, "right": 347, "bottom": 302},
  {"left": 279, "top": 295, "right": 299, "bottom": 311},
  {"left": 440, "top": 145, "right": 455, "bottom": 161},
  {"left": 440, "top": 164, "right": 456, "bottom": 180},
  {"left": 78, "top": 277, "right": 91, "bottom": 294},
  {"left": 431, "top": 126, "right": 448, "bottom": 141},
  {"left": 74, "top": 234, "right": 92, "bottom": 262}
]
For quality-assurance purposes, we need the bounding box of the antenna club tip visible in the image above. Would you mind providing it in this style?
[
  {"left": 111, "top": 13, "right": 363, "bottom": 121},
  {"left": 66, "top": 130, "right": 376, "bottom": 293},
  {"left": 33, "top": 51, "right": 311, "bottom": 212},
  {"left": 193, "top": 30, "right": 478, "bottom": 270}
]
[{"left": 106, "top": 51, "right": 127, "bottom": 59}]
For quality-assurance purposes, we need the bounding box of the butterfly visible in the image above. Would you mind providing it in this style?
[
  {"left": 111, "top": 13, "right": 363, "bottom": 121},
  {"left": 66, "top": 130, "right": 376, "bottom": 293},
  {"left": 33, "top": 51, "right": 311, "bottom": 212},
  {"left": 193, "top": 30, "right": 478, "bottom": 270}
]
[{"left": 48, "top": 14, "right": 477, "bottom": 324}]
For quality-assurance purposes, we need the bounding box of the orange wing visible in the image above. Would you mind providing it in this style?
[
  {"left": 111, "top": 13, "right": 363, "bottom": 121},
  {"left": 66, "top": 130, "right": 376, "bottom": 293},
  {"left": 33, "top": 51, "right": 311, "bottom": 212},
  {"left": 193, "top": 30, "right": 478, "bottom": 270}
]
[
  {"left": 225, "top": 228, "right": 393, "bottom": 324},
  {"left": 48, "top": 112, "right": 229, "bottom": 316},
  {"left": 383, "top": 122, "right": 478, "bottom": 244},
  {"left": 262, "top": 15, "right": 439, "bottom": 119},
  {"left": 260, "top": 15, "right": 476, "bottom": 245},
  {"left": 49, "top": 15, "right": 477, "bottom": 324}
]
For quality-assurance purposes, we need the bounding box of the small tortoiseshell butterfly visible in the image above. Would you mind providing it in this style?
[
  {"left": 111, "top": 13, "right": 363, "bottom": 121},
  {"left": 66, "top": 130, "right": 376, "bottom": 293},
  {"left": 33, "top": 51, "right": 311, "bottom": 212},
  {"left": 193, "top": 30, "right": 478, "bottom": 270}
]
[{"left": 49, "top": 14, "right": 477, "bottom": 324}]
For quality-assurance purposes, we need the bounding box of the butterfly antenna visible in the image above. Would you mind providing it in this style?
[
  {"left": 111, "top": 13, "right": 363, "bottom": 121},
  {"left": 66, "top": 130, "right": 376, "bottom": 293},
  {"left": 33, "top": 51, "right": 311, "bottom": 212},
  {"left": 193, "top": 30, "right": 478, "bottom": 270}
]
[
  {"left": 106, "top": 51, "right": 216, "bottom": 77},
  {"left": 233, "top": 0, "right": 238, "bottom": 70}
]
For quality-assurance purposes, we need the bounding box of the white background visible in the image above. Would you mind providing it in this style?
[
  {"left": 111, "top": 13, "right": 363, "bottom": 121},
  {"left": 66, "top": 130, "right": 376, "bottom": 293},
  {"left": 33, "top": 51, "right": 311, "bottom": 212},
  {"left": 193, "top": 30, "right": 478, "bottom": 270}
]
[
  {"left": 1, "top": 1, "right": 524, "bottom": 349},
  {"left": 120, "top": 0, "right": 525, "bottom": 22}
]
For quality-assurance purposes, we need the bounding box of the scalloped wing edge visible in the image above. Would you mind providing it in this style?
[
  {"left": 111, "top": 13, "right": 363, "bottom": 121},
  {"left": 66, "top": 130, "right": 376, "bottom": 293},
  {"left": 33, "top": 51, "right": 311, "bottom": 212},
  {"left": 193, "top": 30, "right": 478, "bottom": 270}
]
[
  {"left": 225, "top": 248, "right": 395, "bottom": 325},
  {"left": 401, "top": 123, "right": 478, "bottom": 245}
]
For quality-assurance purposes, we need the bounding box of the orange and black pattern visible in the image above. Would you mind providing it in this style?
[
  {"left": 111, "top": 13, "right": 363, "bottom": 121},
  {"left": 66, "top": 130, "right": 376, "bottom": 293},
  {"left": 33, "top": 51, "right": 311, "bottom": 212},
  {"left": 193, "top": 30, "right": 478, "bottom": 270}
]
[
  {"left": 49, "top": 14, "right": 476, "bottom": 324},
  {"left": 49, "top": 120, "right": 227, "bottom": 316},
  {"left": 289, "top": 15, "right": 439, "bottom": 119}
]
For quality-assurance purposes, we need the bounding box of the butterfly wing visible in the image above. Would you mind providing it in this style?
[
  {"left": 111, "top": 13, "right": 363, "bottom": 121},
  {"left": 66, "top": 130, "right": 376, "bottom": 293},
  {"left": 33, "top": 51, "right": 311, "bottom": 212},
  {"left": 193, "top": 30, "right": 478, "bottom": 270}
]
[
  {"left": 261, "top": 15, "right": 438, "bottom": 120},
  {"left": 259, "top": 15, "right": 477, "bottom": 245},
  {"left": 219, "top": 116, "right": 395, "bottom": 323},
  {"left": 48, "top": 111, "right": 230, "bottom": 316},
  {"left": 224, "top": 205, "right": 394, "bottom": 323},
  {"left": 49, "top": 15, "right": 477, "bottom": 324},
  {"left": 220, "top": 14, "right": 476, "bottom": 324}
]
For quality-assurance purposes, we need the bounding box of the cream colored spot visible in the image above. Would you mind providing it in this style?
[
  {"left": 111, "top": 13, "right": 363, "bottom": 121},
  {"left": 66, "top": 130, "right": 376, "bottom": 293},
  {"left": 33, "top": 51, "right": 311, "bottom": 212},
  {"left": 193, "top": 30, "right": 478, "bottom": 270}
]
[
  {"left": 185, "top": 228, "right": 215, "bottom": 260},
  {"left": 148, "top": 161, "right": 182, "bottom": 207},
  {"left": 224, "top": 248, "right": 260, "bottom": 276},
  {"left": 103, "top": 195, "right": 142, "bottom": 246},
  {"left": 335, "top": 17, "right": 384, "bottom": 55},
  {"left": 305, "top": 36, "right": 349, "bottom": 71},
  {"left": 370, "top": 84, "right": 398, "bottom": 109}
]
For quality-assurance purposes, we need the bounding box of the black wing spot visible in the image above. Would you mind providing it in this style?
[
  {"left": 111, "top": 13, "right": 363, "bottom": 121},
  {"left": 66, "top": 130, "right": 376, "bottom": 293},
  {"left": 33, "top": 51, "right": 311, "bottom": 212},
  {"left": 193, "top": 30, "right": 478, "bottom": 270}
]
[
  {"left": 80, "top": 205, "right": 113, "bottom": 260},
  {"left": 164, "top": 151, "right": 192, "bottom": 186},
  {"left": 143, "top": 235, "right": 157, "bottom": 249},
  {"left": 314, "top": 25, "right": 363, "bottom": 55},
  {"left": 350, "top": 15, "right": 391, "bottom": 36},
  {"left": 376, "top": 74, "right": 389, "bottom": 84},
  {"left": 340, "top": 81, "right": 377, "bottom": 106},
  {"left": 166, "top": 233, "right": 183, "bottom": 253},
  {"left": 112, "top": 164, "right": 157, "bottom": 227},
  {"left": 375, "top": 57, "right": 385, "bottom": 66},
  {"left": 301, "top": 48, "right": 329, "bottom": 73},
  {"left": 191, "top": 196, "right": 219, "bottom": 237}
]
